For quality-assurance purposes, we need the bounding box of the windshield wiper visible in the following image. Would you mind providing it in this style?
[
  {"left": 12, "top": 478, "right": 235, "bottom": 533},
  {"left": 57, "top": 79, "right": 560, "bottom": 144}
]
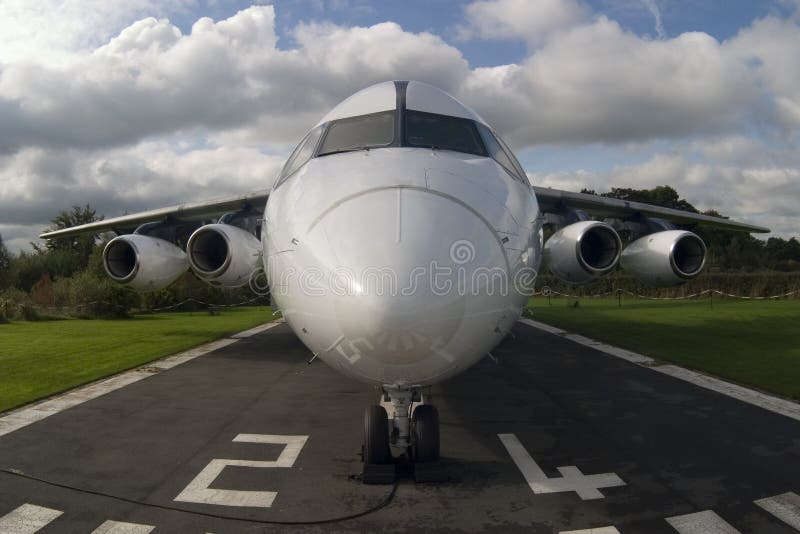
[{"left": 317, "top": 146, "right": 373, "bottom": 157}]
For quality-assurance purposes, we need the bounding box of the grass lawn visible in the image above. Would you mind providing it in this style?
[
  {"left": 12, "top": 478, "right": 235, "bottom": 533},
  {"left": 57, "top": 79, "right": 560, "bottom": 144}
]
[
  {"left": 0, "top": 306, "right": 274, "bottom": 413},
  {"left": 527, "top": 296, "right": 800, "bottom": 400}
]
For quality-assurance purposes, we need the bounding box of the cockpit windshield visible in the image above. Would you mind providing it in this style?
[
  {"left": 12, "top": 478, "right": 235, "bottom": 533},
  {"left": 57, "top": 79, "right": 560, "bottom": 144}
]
[
  {"left": 317, "top": 110, "right": 395, "bottom": 156},
  {"left": 405, "top": 110, "right": 486, "bottom": 156},
  {"left": 276, "top": 104, "right": 529, "bottom": 189}
]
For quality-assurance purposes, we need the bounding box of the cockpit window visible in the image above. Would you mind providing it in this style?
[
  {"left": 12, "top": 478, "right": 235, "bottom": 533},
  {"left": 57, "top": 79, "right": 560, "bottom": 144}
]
[
  {"left": 495, "top": 133, "right": 528, "bottom": 182},
  {"left": 317, "top": 110, "right": 395, "bottom": 156},
  {"left": 477, "top": 124, "right": 528, "bottom": 183},
  {"left": 277, "top": 125, "right": 324, "bottom": 185},
  {"left": 405, "top": 110, "right": 487, "bottom": 156}
]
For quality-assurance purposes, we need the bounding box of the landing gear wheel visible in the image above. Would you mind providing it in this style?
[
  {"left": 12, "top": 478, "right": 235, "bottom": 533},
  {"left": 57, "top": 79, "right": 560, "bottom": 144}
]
[
  {"left": 363, "top": 405, "right": 390, "bottom": 464},
  {"left": 411, "top": 404, "right": 440, "bottom": 463},
  {"left": 362, "top": 405, "right": 395, "bottom": 484}
]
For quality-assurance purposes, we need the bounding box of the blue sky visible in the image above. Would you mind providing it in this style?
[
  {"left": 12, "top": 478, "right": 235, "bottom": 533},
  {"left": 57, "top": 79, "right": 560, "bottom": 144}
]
[{"left": 0, "top": 0, "right": 798, "bottom": 251}]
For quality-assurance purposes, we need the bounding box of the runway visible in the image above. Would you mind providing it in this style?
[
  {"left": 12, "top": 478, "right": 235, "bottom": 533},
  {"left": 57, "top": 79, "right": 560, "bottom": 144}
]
[{"left": 0, "top": 320, "right": 798, "bottom": 533}]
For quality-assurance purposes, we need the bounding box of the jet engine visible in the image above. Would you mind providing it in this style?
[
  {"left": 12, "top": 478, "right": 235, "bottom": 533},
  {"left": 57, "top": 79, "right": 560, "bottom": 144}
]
[
  {"left": 103, "top": 234, "right": 188, "bottom": 291},
  {"left": 187, "top": 223, "right": 262, "bottom": 288},
  {"left": 543, "top": 221, "right": 622, "bottom": 285},
  {"left": 620, "top": 230, "right": 706, "bottom": 286}
]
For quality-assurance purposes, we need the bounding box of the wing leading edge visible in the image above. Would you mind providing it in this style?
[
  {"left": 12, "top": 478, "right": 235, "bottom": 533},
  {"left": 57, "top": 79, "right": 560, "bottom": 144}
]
[
  {"left": 38, "top": 189, "right": 271, "bottom": 239},
  {"left": 38, "top": 185, "right": 768, "bottom": 240},
  {"left": 533, "top": 186, "right": 770, "bottom": 234}
]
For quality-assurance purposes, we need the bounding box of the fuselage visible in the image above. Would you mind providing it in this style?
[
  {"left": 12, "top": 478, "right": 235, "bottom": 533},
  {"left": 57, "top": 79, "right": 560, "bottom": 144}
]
[{"left": 263, "top": 81, "right": 541, "bottom": 388}]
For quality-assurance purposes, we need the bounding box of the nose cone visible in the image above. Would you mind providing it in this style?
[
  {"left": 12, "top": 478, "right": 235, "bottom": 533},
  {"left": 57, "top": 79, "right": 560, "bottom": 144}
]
[{"left": 300, "top": 187, "right": 509, "bottom": 378}]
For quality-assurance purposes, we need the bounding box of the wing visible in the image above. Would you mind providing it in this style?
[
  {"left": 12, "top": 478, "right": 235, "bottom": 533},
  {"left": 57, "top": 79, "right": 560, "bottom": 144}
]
[
  {"left": 39, "top": 189, "right": 270, "bottom": 239},
  {"left": 533, "top": 186, "right": 769, "bottom": 233}
]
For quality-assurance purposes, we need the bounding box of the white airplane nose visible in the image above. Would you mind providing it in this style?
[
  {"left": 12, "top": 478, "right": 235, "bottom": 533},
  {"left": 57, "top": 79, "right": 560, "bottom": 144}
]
[{"left": 300, "top": 187, "right": 510, "bottom": 374}]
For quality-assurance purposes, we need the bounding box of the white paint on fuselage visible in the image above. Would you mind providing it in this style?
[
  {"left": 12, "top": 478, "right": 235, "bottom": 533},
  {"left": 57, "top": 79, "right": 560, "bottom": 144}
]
[{"left": 265, "top": 146, "right": 540, "bottom": 387}]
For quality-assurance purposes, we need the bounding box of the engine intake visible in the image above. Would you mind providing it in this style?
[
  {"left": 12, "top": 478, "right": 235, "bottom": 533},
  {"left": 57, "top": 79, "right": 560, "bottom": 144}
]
[
  {"left": 544, "top": 221, "right": 622, "bottom": 285},
  {"left": 103, "top": 234, "right": 188, "bottom": 291},
  {"left": 187, "top": 223, "right": 262, "bottom": 288},
  {"left": 621, "top": 230, "right": 707, "bottom": 286}
]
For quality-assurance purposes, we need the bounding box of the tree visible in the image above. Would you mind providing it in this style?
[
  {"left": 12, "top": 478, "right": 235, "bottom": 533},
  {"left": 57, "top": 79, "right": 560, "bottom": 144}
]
[
  {"left": 600, "top": 185, "right": 698, "bottom": 213},
  {"left": 0, "top": 234, "right": 11, "bottom": 289},
  {"left": 37, "top": 205, "right": 103, "bottom": 269}
]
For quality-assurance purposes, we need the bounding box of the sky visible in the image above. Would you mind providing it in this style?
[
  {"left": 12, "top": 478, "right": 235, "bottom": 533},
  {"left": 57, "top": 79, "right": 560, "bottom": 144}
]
[{"left": 1, "top": 0, "right": 799, "bottom": 252}]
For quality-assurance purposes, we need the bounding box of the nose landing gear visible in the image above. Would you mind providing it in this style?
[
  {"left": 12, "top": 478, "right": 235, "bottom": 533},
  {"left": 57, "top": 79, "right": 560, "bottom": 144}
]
[{"left": 361, "top": 387, "right": 447, "bottom": 484}]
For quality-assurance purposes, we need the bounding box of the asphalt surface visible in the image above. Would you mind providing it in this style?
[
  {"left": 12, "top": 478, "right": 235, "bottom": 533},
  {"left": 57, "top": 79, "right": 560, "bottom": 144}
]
[{"left": 0, "top": 321, "right": 799, "bottom": 533}]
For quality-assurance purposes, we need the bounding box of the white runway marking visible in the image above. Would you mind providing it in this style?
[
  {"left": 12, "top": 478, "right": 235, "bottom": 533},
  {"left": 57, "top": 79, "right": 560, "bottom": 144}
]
[
  {"left": 560, "top": 527, "right": 621, "bottom": 533},
  {"left": 0, "top": 503, "right": 63, "bottom": 533},
  {"left": 91, "top": 520, "right": 155, "bottom": 533},
  {"left": 174, "top": 434, "right": 309, "bottom": 508},
  {"left": 665, "top": 510, "right": 740, "bottom": 533},
  {"left": 498, "top": 433, "right": 625, "bottom": 500},
  {"left": 755, "top": 492, "right": 800, "bottom": 530},
  {"left": 518, "top": 318, "right": 800, "bottom": 423},
  {"left": 0, "top": 320, "right": 284, "bottom": 438}
]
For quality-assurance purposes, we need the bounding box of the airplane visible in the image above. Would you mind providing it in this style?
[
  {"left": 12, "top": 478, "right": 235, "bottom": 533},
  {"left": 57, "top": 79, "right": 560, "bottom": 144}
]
[{"left": 41, "top": 80, "right": 769, "bottom": 483}]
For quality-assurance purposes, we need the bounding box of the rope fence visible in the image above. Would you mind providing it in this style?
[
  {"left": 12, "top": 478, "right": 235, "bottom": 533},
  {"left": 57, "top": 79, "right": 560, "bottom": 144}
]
[
  {"left": 533, "top": 287, "right": 799, "bottom": 301},
  {"left": 1, "top": 294, "right": 271, "bottom": 317}
]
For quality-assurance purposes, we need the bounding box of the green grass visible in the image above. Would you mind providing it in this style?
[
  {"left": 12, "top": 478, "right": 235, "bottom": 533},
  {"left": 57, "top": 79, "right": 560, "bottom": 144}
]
[
  {"left": 527, "top": 297, "right": 800, "bottom": 400},
  {"left": 0, "top": 307, "right": 274, "bottom": 413}
]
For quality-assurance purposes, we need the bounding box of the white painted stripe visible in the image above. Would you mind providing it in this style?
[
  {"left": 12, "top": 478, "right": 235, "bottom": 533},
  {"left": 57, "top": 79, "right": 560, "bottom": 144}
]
[
  {"left": 755, "top": 492, "right": 800, "bottom": 530},
  {"left": 561, "top": 528, "right": 621, "bottom": 534},
  {"left": 0, "top": 320, "right": 284, "bottom": 437},
  {"left": 0, "top": 503, "right": 63, "bottom": 533},
  {"left": 652, "top": 365, "right": 800, "bottom": 423},
  {"left": 665, "top": 510, "right": 740, "bottom": 533},
  {"left": 518, "top": 318, "right": 800, "bottom": 423},
  {"left": 230, "top": 320, "right": 283, "bottom": 339},
  {"left": 92, "top": 520, "right": 155, "bottom": 533},
  {"left": 519, "top": 319, "right": 655, "bottom": 364}
]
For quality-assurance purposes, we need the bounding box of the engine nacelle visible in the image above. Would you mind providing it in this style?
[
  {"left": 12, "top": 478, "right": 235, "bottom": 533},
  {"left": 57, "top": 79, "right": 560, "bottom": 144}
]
[
  {"left": 621, "top": 230, "right": 707, "bottom": 286},
  {"left": 103, "top": 234, "right": 188, "bottom": 291},
  {"left": 187, "top": 223, "right": 262, "bottom": 288},
  {"left": 544, "top": 221, "right": 622, "bottom": 285}
]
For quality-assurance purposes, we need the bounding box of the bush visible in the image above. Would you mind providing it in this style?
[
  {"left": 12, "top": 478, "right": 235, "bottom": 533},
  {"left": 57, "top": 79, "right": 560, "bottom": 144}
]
[
  {"left": 52, "top": 276, "right": 73, "bottom": 310},
  {"left": 69, "top": 271, "right": 138, "bottom": 318},
  {"left": 138, "top": 271, "right": 259, "bottom": 312},
  {"left": 0, "top": 288, "right": 33, "bottom": 320},
  {"left": 19, "top": 303, "right": 39, "bottom": 321}
]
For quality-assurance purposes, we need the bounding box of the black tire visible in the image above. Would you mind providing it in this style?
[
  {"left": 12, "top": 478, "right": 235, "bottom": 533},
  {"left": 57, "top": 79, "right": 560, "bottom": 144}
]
[
  {"left": 363, "top": 405, "right": 390, "bottom": 465},
  {"left": 411, "top": 404, "right": 440, "bottom": 463}
]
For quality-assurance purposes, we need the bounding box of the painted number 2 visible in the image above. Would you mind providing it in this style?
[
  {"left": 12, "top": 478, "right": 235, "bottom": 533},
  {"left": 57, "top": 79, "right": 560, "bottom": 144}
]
[{"left": 174, "top": 434, "right": 309, "bottom": 508}]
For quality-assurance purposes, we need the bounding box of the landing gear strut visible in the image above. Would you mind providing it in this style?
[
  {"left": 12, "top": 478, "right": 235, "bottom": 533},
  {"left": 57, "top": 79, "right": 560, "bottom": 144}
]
[{"left": 362, "top": 387, "right": 446, "bottom": 484}]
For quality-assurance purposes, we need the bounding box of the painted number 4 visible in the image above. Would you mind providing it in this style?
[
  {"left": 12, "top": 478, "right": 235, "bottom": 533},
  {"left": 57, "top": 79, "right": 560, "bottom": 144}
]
[
  {"left": 499, "top": 433, "right": 625, "bottom": 500},
  {"left": 175, "top": 434, "right": 309, "bottom": 508}
]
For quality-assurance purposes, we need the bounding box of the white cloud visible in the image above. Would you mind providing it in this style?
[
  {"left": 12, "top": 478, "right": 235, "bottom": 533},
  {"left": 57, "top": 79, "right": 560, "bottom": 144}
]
[
  {"left": 727, "top": 15, "right": 800, "bottom": 128},
  {"left": 640, "top": 0, "right": 665, "bottom": 39},
  {"left": 0, "top": 0, "right": 194, "bottom": 64},
  {"left": 0, "top": 142, "right": 284, "bottom": 240},
  {"left": 458, "top": 16, "right": 757, "bottom": 145},
  {"left": 0, "top": 7, "right": 470, "bottom": 153},
  {"left": 1, "top": 3, "right": 797, "bottom": 152},
  {"left": 459, "top": 0, "right": 590, "bottom": 45}
]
